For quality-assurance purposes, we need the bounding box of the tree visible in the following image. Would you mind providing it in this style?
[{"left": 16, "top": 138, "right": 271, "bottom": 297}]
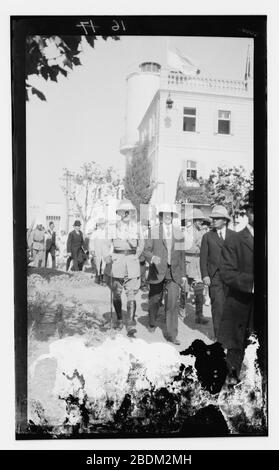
[
  {"left": 124, "top": 140, "right": 156, "bottom": 215},
  {"left": 207, "top": 166, "right": 254, "bottom": 222},
  {"left": 26, "top": 35, "right": 120, "bottom": 101},
  {"left": 61, "top": 162, "right": 122, "bottom": 233},
  {"left": 175, "top": 173, "right": 211, "bottom": 204}
]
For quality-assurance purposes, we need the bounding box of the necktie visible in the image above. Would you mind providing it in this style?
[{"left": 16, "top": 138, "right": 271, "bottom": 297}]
[{"left": 219, "top": 230, "right": 224, "bottom": 240}]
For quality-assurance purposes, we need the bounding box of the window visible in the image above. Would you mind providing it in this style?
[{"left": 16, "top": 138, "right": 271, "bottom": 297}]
[
  {"left": 46, "top": 216, "right": 60, "bottom": 222},
  {"left": 183, "top": 107, "right": 196, "bottom": 132},
  {"left": 186, "top": 160, "right": 197, "bottom": 180},
  {"left": 218, "top": 110, "right": 231, "bottom": 134}
]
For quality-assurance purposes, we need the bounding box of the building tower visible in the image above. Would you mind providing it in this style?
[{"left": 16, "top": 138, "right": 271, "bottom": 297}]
[{"left": 120, "top": 62, "right": 161, "bottom": 161}]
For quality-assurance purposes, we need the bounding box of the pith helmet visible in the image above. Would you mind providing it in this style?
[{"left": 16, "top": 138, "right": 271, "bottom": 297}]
[
  {"left": 157, "top": 203, "right": 179, "bottom": 218},
  {"left": 210, "top": 205, "right": 231, "bottom": 221},
  {"left": 116, "top": 199, "right": 136, "bottom": 213}
]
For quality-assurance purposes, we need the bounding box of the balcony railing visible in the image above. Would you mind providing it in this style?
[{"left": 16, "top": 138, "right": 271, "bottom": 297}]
[{"left": 160, "top": 69, "right": 252, "bottom": 97}]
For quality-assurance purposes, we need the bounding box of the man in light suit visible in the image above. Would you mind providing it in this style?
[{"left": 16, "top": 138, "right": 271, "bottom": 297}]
[
  {"left": 143, "top": 203, "right": 186, "bottom": 345},
  {"left": 200, "top": 205, "right": 234, "bottom": 338}
]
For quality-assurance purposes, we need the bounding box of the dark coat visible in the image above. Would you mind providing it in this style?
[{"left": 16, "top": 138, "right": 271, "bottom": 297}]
[
  {"left": 67, "top": 229, "right": 86, "bottom": 262},
  {"left": 200, "top": 228, "right": 234, "bottom": 283},
  {"left": 217, "top": 227, "right": 254, "bottom": 350},
  {"left": 45, "top": 230, "right": 57, "bottom": 252},
  {"left": 143, "top": 224, "right": 186, "bottom": 285}
]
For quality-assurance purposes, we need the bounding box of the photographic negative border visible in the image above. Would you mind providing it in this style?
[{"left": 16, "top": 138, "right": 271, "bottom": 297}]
[{"left": 11, "top": 15, "right": 267, "bottom": 439}]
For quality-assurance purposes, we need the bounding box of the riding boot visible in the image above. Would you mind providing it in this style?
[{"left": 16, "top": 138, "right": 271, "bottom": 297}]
[
  {"left": 126, "top": 300, "right": 137, "bottom": 336},
  {"left": 113, "top": 298, "right": 123, "bottom": 330},
  {"left": 130, "top": 300, "right": 136, "bottom": 326}
]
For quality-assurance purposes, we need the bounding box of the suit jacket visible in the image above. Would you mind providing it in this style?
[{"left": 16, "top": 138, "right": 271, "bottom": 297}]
[
  {"left": 217, "top": 227, "right": 254, "bottom": 350},
  {"left": 143, "top": 224, "right": 186, "bottom": 285},
  {"left": 67, "top": 230, "right": 86, "bottom": 259},
  {"left": 45, "top": 230, "right": 57, "bottom": 252},
  {"left": 200, "top": 228, "right": 234, "bottom": 283}
]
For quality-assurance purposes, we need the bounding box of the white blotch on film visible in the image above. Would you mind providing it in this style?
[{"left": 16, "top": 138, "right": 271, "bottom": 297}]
[{"left": 29, "top": 333, "right": 266, "bottom": 434}]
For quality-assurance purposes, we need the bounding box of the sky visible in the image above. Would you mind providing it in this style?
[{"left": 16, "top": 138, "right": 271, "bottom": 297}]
[{"left": 26, "top": 36, "right": 253, "bottom": 209}]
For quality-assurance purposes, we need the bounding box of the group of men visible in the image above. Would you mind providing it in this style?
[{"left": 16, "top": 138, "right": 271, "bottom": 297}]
[
  {"left": 30, "top": 192, "right": 257, "bottom": 380},
  {"left": 30, "top": 221, "right": 59, "bottom": 268},
  {"left": 89, "top": 194, "right": 255, "bottom": 381}
]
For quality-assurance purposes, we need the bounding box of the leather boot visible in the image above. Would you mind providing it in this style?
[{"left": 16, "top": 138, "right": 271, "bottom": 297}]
[
  {"left": 126, "top": 300, "right": 137, "bottom": 336},
  {"left": 130, "top": 300, "right": 136, "bottom": 326},
  {"left": 113, "top": 298, "right": 123, "bottom": 330}
]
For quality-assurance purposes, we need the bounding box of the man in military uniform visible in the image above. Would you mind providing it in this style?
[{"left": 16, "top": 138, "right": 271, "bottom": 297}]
[
  {"left": 183, "top": 208, "right": 209, "bottom": 325},
  {"left": 104, "top": 199, "right": 144, "bottom": 336}
]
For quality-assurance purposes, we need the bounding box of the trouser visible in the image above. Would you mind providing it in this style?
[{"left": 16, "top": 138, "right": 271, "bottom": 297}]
[
  {"left": 107, "top": 276, "right": 140, "bottom": 326},
  {"left": 148, "top": 270, "right": 180, "bottom": 340},
  {"left": 226, "top": 348, "right": 245, "bottom": 378},
  {"left": 209, "top": 282, "right": 226, "bottom": 338},
  {"left": 140, "top": 261, "right": 147, "bottom": 287},
  {"left": 181, "top": 277, "right": 204, "bottom": 319},
  {"left": 71, "top": 258, "right": 83, "bottom": 271},
  {"left": 66, "top": 256, "right": 72, "bottom": 271},
  {"left": 33, "top": 249, "right": 45, "bottom": 268},
  {"left": 71, "top": 249, "right": 84, "bottom": 271},
  {"left": 45, "top": 248, "right": 56, "bottom": 269}
]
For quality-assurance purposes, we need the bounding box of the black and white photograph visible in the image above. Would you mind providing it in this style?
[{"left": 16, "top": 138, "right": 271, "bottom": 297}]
[{"left": 11, "top": 15, "right": 267, "bottom": 440}]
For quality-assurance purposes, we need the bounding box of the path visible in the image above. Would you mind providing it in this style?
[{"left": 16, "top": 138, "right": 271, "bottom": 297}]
[{"left": 28, "top": 276, "right": 214, "bottom": 426}]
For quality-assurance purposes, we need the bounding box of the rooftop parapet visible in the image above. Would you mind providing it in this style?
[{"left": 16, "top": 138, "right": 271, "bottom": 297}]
[{"left": 160, "top": 69, "right": 253, "bottom": 98}]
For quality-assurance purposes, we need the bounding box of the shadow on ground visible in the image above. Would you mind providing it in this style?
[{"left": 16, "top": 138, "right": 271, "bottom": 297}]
[{"left": 182, "top": 302, "right": 215, "bottom": 342}]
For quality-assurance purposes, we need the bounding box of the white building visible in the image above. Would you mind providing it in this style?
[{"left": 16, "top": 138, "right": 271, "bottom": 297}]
[
  {"left": 120, "top": 60, "right": 253, "bottom": 204},
  {"left": 27, "top": 202, "right": 65, "bottom": 233}
]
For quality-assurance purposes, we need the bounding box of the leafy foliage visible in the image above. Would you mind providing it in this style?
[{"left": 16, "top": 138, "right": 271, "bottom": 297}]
[
  {"left": 176, "top": 173, "right": 211, "bottom": 204},
  {"left": 26, "top": 35, "right": 120, "bottom": 101},
  {"left": 124, "top": 140, "right": 156, "bottom": 214},
  {"left": 61, "top": 162, "right": 122, "bottom": 233},
  {"left": 207, "top": 167, "right": 254, "bottom": 220}
]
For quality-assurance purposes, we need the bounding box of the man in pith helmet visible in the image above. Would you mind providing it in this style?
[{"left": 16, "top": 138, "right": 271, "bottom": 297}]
[
  {"left": 200, "top": 205, "right": 234, "bottom": 339},
  {"left": 104, "top": 199, "right": 144, "bottom": 336},
  {"left": 143, "top": 203, "right": 186, "bottom": 345}
]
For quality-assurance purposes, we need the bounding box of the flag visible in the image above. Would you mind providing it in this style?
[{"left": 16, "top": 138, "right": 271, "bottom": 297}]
[
  {"left": 167, "top": 48, "right": 200, "bottom": 76},
  {"left": 245, "top": 45, "right": 252, "bottom": 81}
]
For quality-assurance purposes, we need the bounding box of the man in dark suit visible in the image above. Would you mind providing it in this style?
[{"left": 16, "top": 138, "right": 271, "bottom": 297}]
[
  {"left": 66, "top": 220, "right": 86, "bottom": 271},
  {"left": 217, "top": 194, "right": 254, "bottom": 379},
  {"left": 45, "top": 221, "right": 58, "bottom": 269},
  {"left": 143, "top": 203, "right": 186, "bottom": 345},
  {"left": 200, "top": 205, "right": 234, "bottom": 339}
]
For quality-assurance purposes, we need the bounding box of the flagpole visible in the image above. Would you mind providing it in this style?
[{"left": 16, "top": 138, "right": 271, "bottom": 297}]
[{"left": 165, "top": 36, "right": 170, "bottom": 70}]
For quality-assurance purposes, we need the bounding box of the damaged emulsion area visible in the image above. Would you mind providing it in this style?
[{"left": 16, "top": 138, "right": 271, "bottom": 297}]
[{"left": 28, "top": 334, "right": 267, "bottom": 437}]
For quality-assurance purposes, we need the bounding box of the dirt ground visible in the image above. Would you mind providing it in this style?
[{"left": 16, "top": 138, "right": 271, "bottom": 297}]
[{"left": 28, "top": 267, "right": 214, "bottom": 425}]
